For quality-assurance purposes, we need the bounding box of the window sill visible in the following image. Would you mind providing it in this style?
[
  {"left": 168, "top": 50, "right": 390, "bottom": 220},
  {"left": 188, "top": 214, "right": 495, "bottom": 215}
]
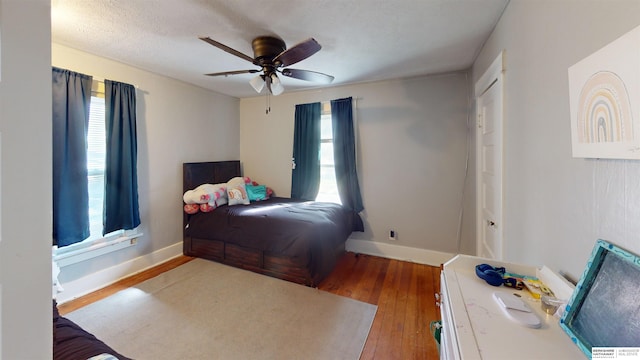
[{"left": 52, "top": 230, "right": 142, "bottom": 268}]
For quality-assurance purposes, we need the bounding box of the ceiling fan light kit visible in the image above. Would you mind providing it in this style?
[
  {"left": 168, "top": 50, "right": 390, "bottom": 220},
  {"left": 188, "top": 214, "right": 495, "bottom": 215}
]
[
  {"left": 269, "top": 74, "right": 284, "bottom": 96},
  {"left": 199, "top": 35, "right": 334, "bottom": 97},
  {"left": 249, "top": 75, "right": 265, "bottom": 93}
]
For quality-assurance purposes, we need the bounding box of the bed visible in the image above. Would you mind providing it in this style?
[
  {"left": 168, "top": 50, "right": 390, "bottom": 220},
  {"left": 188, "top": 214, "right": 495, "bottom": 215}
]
[
  {"left": 183, "top": 160, "right": 361, "bottom": 286},
  {"left": 53, "top": 300, "right": 130, "bottom": 360}
]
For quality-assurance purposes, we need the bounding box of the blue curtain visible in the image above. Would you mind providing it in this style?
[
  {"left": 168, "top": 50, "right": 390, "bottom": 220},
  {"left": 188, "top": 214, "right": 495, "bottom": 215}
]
[
  {"left": 52, "top": 67, "right": 92, "bottom": 247},
  {"left": 291, "top": 102, "right": 321, "bottom": 200},
  {"left": 331, "top": 97, "right": 364, "bottom": 231},
  {"left": 103, "top": 80, "right": 140, "bottom": 234}
]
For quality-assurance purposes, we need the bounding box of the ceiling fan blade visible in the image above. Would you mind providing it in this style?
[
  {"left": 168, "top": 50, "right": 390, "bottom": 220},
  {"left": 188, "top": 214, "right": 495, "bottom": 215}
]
[
  {"left": 273, "top": 38, "right": 321, "bottom": 67},
  {"left": 281, "top": 68, "right": 334, "bottom": 84},
  {"left": 204, "top": 69, "right": 260, "bottom": 77},
  {"left": 199, "top": 36, "right": 255, "bottom": 64}
]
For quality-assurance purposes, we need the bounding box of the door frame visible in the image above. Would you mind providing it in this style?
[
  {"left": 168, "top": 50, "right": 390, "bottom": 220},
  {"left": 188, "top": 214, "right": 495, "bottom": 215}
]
[{"left": 475, "top": 51, "right": 505, "bottom": 259}]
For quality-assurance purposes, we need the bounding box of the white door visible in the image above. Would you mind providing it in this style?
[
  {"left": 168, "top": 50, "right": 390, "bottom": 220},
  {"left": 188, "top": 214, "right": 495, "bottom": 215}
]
[{"left": 476, "top": 53, "right": 504, "bottom": 260}]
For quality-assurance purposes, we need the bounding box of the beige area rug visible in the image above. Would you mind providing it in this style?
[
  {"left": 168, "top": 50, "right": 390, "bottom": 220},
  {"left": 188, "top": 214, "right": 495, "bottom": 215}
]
[{"left": 66, "top": 258, "right": 377, "bottom": 360}]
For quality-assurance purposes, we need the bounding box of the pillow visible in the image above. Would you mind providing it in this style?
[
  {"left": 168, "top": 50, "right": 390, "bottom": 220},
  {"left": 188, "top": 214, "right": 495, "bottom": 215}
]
[
  {"left": 246, "top": 184, "right": 268, "bottom": 201},
  {"left": 227, "top": 177, "right": 250, "bottom": 205}
]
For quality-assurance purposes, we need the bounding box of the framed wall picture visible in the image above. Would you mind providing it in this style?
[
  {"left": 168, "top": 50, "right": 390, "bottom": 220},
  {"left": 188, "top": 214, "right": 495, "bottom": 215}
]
[{"left": 568, "top": 25, "right": 640, "bottom": 159}]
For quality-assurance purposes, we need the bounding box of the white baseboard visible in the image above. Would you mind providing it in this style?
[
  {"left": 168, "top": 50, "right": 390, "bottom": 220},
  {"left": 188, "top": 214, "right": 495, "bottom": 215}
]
[
  {"left": 346, "top": 238, "right": 456, "bottom": 267},
  {"left": 56, "top": 239, "right": 453, "bottom": 304},
  {"left": 56, "top": 241, "right": 183, "bottom": 304}
]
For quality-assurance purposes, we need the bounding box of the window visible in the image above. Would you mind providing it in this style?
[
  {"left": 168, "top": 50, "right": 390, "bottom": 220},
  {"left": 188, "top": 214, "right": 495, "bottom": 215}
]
[
  {"left": 87, "top": 94, "right": 107, "bottom": 240},
  {"left": 52, "top": 71, "right": 140, "bottom": 267},
  {"left": 316, "top": 102, "right": 341, "bottom": 204},
  {"left": 86, "top": 81, "right": 122, "bottom": 241}
]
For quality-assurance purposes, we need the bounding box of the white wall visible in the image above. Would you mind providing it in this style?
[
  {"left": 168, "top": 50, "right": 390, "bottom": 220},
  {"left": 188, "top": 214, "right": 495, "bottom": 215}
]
[
  {"left": 240, "top": 74, "right": 470, "bottom": 255},
  {"left": 0, "top": 0, "right": 52, "bottom": 357},
  {"left": 52, "top": 44, "right": 240, "bottom": 292},
  {"left": 472, "top": 0, "right": 640, "bottom": 280}
]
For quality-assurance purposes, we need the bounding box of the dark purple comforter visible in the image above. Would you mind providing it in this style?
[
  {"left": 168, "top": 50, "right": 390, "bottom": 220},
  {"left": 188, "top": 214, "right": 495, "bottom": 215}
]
[{"left": 185, "top": 197, "right": 358, "bottom": 280}]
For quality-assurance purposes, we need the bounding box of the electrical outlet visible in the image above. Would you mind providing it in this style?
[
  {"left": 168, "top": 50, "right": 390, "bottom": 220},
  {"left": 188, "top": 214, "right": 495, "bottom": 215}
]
[{"left": 389, "top": 230, "right": 397, "bottom": 241}]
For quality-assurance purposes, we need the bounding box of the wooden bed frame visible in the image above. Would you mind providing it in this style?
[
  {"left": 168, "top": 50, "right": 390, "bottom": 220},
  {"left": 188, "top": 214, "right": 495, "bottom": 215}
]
[{"left": 182, "top": 160, "right": 345, "bottom": 287}]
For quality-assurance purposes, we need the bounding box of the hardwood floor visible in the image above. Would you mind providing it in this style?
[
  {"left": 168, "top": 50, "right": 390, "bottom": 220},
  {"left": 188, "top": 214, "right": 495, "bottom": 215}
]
[
  {"left": 58, "top": 252, "right": 442, "bottom": 360},
  {"left": 318, "top": 252, "right": 441, "bottom": 360}
]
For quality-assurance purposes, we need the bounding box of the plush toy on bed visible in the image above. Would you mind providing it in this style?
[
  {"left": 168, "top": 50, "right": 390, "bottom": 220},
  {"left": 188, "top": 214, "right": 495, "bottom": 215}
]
[
  {"left": 183, "top": 183, "right": 227, "bottom": 214},
  {"left": 224, "top": 176, "right": 276, "bottom": 206},
  {"left": 246, "top": 179, "right": 274, "bottom": 201}
]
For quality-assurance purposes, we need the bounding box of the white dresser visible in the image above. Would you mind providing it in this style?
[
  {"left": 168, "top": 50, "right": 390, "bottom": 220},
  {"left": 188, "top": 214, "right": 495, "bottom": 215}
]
[{"left": 439, "top": 255, "right": 585, "bottom": 360}]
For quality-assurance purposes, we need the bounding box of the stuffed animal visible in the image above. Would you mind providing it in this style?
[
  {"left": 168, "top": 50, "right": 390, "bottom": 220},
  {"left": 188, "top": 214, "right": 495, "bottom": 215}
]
[
  {"left": 183, "top": 183, "right": 227, "bottom": 213},
  {"left": 249, "top": 180, "right": 274, "bottom": 198},
  {"left": 183, "top": 203, "right": 200, "bottom": 214}
]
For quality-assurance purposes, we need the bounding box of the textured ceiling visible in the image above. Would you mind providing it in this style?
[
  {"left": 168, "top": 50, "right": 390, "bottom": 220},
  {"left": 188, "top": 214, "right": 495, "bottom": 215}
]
[{"left": 51, "top": 0, "right": 509, "bottom": 98}]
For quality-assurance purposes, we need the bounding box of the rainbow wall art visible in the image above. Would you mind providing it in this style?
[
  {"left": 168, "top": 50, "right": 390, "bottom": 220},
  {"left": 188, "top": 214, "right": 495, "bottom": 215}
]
[{"left": 569, "top": 25, "right": 640, "bottom": 159}]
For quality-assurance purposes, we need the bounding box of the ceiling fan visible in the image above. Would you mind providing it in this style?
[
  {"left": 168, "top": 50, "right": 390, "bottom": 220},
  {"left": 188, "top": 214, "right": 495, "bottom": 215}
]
[{"left": 199, "top": 35, "right": 334, "bottom": 96}]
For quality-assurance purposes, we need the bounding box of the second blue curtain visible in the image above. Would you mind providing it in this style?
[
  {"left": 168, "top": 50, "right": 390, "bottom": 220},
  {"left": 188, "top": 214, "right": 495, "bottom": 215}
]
[
  {"left": 103, "top": 80, "right": 140, "bottom": 234},
  {"left": 331, "top": 97, "right": 364, "bottom": 231}
]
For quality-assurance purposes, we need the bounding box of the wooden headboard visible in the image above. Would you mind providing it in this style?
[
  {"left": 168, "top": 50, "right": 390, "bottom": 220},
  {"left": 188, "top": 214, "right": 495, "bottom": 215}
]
[{"left": 182, "top": 160, "right": 241, "bottom": 192}]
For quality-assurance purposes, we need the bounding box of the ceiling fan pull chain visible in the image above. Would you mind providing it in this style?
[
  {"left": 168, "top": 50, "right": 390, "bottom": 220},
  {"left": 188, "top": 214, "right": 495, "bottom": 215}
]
[{"left": 266, "top": 91, "right": 271, "bottom": 114}]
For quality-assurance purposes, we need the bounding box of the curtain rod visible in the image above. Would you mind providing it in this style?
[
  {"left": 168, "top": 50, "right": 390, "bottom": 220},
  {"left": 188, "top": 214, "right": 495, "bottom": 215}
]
[
  {"left": 92, "top": 77, "right": 139, "bottom": 89},
  {"left": 292, "top": 97, "right": 363, "bottom": 107},
  {"left": 321, "top": 96, "right": 363, "bottom": 103}
]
